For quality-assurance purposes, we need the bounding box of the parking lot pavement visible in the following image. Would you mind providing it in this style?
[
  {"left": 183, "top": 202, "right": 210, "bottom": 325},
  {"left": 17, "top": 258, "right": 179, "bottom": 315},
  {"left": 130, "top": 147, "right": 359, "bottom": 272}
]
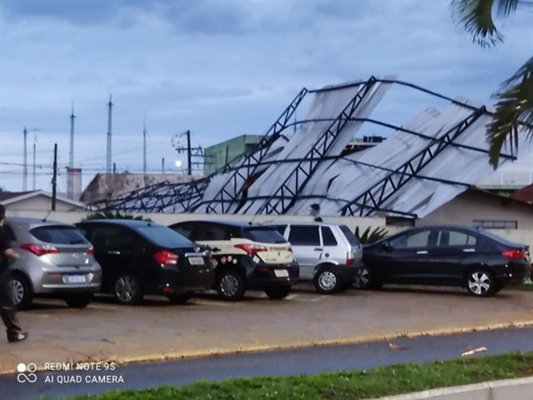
[{"left": 0, "top": 285, "right": 531, "bottom": 375}]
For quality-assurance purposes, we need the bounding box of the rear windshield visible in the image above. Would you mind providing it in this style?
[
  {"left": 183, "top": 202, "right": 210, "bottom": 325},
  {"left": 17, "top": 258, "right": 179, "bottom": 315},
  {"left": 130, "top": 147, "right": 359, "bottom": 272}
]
[
  {"left": 30, "top": 226, "right": 89, "bottom": 245},
  {"left": 339, "top": 225, "right": 361, "bottom": 246},
  {"left": 136, "top": 225, "right": 195, "bottom": 248},
  {"left": 243, "top": 227, "right": 287, "bottom": 244}
]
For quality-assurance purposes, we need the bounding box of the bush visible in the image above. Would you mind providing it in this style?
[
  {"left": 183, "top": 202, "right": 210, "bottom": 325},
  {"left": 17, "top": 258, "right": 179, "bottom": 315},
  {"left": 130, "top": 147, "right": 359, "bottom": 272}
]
[
  {"left": 354, "top": 226, "right": 388, "bottom": 244},
  {"left": 82, "top": 211, "right": 152, "bottom": 222}
]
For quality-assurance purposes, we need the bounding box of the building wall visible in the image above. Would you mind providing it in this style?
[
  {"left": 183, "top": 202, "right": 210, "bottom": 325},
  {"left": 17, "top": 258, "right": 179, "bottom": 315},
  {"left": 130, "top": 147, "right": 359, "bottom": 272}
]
[
  {"left": 4, "top": 209, "right": 387, "bottom": 233},
  {"left": 204, "top": 135, "right": 263, "bottom": 175},
  {"left": 418, "top": 190, "right": 533, "bottom": 230},
  {"left": 4, "top": 196, "right": 84, "bottom": 212},
  {"left": 80, "top": 173, "right": 201, "bottom": 204}
]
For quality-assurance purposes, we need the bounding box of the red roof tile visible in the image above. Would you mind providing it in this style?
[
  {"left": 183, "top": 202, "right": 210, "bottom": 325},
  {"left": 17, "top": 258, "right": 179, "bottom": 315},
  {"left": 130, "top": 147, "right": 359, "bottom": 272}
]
[{"left": 510, "top": 184, "right": 533, "bottom": 204}]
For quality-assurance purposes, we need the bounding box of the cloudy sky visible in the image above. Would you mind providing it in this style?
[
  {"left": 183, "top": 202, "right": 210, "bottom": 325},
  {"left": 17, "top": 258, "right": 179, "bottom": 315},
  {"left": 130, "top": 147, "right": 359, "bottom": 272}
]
[{"left": 0, "top": 0, "right": 532, "bottom": 194}]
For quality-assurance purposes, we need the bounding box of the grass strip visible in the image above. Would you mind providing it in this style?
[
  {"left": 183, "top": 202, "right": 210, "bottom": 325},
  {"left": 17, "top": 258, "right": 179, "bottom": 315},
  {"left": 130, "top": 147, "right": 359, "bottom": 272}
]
[
  {"left": 507, "top": 282, "right": 533, "bottom": 292},
  {"left": 66, "top": 351, "right": 533, "bottom": 400}
]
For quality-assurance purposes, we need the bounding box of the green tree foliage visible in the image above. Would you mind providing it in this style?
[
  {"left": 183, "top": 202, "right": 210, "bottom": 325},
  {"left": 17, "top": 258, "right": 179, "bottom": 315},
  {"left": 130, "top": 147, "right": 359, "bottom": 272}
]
[
  {"left": 82, "top": 211, "right": 152, "bottom": 222},
  {"left": 354, "top": 226, "right": 389, "bottom": 244},
  {"left": 450, "top": 0, "right": 533, "bottom": 168}
]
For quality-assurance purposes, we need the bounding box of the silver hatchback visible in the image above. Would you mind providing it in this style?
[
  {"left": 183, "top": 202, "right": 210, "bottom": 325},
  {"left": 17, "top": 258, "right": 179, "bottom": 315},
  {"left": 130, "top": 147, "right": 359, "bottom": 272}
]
[
  {"left": 266, "top": 222, "right": 363, "bottom": 294},
  {"left": 4, "top": 217, "right": 102, "bottom": 309}
]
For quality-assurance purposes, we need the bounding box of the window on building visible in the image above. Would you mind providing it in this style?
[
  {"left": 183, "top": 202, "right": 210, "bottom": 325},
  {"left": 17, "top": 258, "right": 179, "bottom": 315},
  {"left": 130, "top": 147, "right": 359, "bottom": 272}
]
[{"left": 472, "top": 220, "right": 518, "bottom": 230}]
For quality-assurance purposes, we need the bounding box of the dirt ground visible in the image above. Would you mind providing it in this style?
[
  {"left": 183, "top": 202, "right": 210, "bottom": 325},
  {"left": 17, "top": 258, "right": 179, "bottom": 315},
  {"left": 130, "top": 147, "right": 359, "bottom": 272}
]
[{"left": 1, "top": 284, "right": 531, "bottom": 375}]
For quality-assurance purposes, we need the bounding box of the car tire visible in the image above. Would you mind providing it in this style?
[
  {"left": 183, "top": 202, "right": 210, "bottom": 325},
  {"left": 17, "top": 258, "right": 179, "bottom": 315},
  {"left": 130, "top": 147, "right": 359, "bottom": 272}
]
[
  {"left": 352, "top": 265, "right": 374, "bottom": 290},
  {"left": 217, "top": 269, "right": 245, "bottom": 301},
  {"left": 465, "top": 270, "right": 496, "bottom": 297},
  {"left": 314, "top": 266, "right": 342, "bottom": 294},
  {"left": 264, "top": 285, "right": 291, "bottom": 300},
  {"left": 113, "top": 273, "right": 144, "bottom": 305},
  {"left": 167, "top": 292, "right": 192, "bottom": 305},
  {"left": 64, "top": 293, "right": 93, "bottom": 308},
  {"left": 492, "top": 280, "right": 506, "bottom": 295},
  {"left": 9, "top": 273, "right": 33, "bottom": 310}
]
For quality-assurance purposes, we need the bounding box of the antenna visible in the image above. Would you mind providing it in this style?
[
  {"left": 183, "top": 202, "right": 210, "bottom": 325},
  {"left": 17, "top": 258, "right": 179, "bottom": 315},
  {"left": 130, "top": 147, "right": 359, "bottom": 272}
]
[
  {"left": 23, "top": 126, "right": 40, "bottom": 191},
  {"left": 143, "top": 111, "right": 147, "bottom": 175},
  {"left": 23, "top": 127, "right": 27, "bottom": 191},
  {"left": 106, "top": 95, "right": 113, "bottom": 174},
  {"left": 69, "top": 102, "right": 75, "bottom": 169},
  {"left": 33, "top": 135, "right": 38, "bottom": 190}
]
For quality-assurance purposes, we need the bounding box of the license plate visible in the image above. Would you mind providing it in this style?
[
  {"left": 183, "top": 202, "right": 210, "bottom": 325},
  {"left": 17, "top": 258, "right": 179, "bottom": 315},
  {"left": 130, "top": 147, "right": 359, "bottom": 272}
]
[
  {"left": 274, "top": 269, "right": 289, "bottom": 278},
  {"left": 66, "top": 275, "right": 86, "bottom": 283},
  {"left": 188, "top": 257, "right": 205, "bottom": 266}
]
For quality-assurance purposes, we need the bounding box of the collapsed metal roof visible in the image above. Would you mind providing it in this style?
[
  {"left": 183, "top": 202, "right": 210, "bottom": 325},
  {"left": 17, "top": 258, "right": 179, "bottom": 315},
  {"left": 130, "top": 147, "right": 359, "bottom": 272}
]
[{"left": 88, "top": 76, "right": 530, "bottom": 218}]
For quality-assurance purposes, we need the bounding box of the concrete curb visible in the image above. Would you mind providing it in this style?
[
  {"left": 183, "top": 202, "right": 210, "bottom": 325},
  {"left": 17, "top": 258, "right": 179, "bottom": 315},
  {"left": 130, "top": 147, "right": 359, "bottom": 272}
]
[
  {"left": 372, "top": 376, "right": 533, "bottom": 399},
  {"left": 113, "top": 319, "right": 533, "bottom": 367},
  {"left": 1, "top": 319, "right": 532, "bottom": 376}
]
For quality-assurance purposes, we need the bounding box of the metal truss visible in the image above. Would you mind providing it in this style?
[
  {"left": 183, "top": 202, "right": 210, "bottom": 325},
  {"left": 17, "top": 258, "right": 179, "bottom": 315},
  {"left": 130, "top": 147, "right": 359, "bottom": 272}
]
[
  {"left": 246, "top": 76, "right": 378, "bottom": 215},
  {"left": 340, "top": 106, "right": 488, "bottom": 217},
  {"left": 88, "top": 77, "right": 514, "bottom": 217},
  {"left": 197, "top": 87, "right": 309, "bottom": 213}
]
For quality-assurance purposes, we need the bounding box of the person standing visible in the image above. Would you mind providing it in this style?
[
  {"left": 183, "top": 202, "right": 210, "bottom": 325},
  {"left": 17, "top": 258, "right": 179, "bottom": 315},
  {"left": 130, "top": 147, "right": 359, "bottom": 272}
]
[
  {"left": 310, "top": 203, "right": 323, "bottom": 222},
  {"left": 0, "top": 204, "right": 27, "bottom": 342}
]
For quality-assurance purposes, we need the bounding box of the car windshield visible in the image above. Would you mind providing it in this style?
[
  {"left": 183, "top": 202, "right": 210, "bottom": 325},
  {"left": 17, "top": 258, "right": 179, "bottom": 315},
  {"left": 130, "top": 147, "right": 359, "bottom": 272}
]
[
  {"left": 136, "top": 225, "right": 195, "bottom": 248},
  {"left": 243, "top": 227, "right": 287, "bottom": 244},
  {"left": 30, "top": 225, "right": 89, "bottom": 245},
  {"left": 339, "top": 225, "right": 361, "bottom": 246}
]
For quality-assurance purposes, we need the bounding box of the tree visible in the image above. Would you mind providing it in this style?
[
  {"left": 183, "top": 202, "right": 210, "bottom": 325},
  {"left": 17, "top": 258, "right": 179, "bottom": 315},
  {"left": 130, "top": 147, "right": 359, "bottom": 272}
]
[
  {"left": 451, "top": 0, "right": 533, "bottom": 168},
  {"left": 82, "top": 211, "right": 152, "bottom": 222}
]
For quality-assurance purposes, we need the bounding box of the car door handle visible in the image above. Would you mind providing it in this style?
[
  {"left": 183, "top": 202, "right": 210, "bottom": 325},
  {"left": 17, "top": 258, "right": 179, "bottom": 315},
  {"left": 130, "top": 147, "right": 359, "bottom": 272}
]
[
  {"left": 463, "top": 249, "right": 476, "bottom": 253},
  {"left": 416, "top": 251, "right": 428, "bottom": 255},
  {"left": 107, "top": 251, "right": 120, "bottom": 255},
  {"left": 314, "top": 248, "right": 323, "bottom": 252}
]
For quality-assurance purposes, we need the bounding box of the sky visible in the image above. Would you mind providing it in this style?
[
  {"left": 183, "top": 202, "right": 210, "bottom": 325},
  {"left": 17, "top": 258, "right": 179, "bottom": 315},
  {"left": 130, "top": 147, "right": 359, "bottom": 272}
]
[{"left": 0, "top": 0, "right": 532, "bottom": 194}]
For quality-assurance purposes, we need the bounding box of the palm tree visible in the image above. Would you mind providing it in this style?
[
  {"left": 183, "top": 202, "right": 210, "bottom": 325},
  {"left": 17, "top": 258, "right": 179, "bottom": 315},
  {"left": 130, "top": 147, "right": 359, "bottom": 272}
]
[{"left": 451, "top": 0, "right": 533, "bottom": 168}]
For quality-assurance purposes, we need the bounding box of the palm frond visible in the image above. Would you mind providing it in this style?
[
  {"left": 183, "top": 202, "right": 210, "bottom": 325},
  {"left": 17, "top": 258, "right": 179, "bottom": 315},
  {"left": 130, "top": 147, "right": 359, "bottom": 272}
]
[
  {"left": 450, "top": 0, "right": 522, "bottom": 47},
  {"left": 487, "top": 56, "right": 533, "bottom": 168}
]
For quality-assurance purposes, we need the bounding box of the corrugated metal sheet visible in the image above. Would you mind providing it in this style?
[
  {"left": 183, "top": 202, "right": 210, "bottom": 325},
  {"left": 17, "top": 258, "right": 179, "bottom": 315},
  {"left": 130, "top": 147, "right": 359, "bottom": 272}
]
[{"left": 94, "top": 77, "right": 529, "bottom": 218}]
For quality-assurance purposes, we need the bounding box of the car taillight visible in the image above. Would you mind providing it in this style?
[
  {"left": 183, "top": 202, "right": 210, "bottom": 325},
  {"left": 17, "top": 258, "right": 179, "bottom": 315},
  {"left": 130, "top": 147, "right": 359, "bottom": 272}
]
[
  {"left": 502, "top": 249, "right": 525, "bottom": 259},
  {"left": 154, "top": 250, "right": 178, "bottom": 266},
  {"left": 87, "top": 247, "right": 94, "bottom": 255},
  {"left": 346, "top": 251, "right": 355, "bottom": 265},
  {"left": 21, "top": 243, "right": 60, "bottom": 257},
  {"left": 234, "top": 244, "right": 267, "bottom": 255},
  {"left": 288, "top": 247, "right": 293, "bottom": 253}
]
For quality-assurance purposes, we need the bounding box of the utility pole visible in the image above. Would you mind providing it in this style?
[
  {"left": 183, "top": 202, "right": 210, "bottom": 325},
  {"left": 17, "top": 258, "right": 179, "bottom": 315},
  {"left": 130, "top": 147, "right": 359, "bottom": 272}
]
[
  {"left": 162, "top": 158, "right": 165, "bottom": 174},
  {"left": 52, "top": 143, "right": 57, "bottom": 211},
  {"left": 23, "top": 127, "right": 28, "bottom": 191},
  {"left": 106, "top": 95, "right": 113, "bottom": 174},
  {"left": 186, "top": 130, "right": 192, "bottom": 175},
  {"left": 143, "top": 115, "right": 147, "bottom": 175}
]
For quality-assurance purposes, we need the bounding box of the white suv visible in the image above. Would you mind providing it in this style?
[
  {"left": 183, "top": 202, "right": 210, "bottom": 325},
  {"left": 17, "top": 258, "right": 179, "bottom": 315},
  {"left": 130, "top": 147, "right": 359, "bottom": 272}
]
[{"left": 266, "top": 222, "right": 363, "bottom": 294}]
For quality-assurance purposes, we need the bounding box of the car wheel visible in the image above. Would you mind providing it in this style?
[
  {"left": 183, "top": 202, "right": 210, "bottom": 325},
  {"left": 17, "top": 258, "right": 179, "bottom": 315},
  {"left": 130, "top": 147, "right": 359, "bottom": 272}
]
[
  {"left": 264, "top": 285, "right": 291, "bottom": 300},
  {"left": 113, "top": 273, "right": 144, "bottom": 305},
  {"left": 167, "top": 292, "right": 192, "bottom": 305},
  {"left": 217, "top": 270, "right": 245, "bottom": 301},
  {"left": 314, "top": 267, "right": 342, "bottom": 294},
  {"left": 465, "top": 270, "right": 495, "bottom": 297},
  {"left": 64, "top": 293, "right": 93, "bottom": 308},
  {"left": 353, "top": 265, "right": 373, "bottom": 290},
  {"left": 9, "top": 273, "right": 33, "bottom": 310}
]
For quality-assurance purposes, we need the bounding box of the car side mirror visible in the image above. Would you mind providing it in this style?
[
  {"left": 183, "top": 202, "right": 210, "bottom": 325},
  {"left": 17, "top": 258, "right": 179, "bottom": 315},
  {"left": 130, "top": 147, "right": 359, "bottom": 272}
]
[{"left": 382, "top": 241, "right": 392, "bottom": 251}]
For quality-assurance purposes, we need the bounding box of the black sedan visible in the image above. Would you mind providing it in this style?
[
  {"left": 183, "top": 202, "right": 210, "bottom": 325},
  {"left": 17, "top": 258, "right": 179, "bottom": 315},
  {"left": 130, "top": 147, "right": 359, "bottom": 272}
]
[
  {"left": 354, "top": 225, "right": 531, "bottom": 297},
  {"left": 75, "top": 219, "right": 216, "bottom": 305}
]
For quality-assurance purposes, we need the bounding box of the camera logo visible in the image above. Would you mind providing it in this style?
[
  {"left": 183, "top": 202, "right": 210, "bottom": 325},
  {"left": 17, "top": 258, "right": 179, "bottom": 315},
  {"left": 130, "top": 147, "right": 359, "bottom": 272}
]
[{"left": 17, "top": 363, "right": 37, "bottom": 383}]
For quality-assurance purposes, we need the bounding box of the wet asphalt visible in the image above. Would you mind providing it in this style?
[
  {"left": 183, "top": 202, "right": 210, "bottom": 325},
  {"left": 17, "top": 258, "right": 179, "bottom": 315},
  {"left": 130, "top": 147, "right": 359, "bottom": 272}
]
[{"left": 2, "top": 326, "right": 533, "bottom": 400}]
